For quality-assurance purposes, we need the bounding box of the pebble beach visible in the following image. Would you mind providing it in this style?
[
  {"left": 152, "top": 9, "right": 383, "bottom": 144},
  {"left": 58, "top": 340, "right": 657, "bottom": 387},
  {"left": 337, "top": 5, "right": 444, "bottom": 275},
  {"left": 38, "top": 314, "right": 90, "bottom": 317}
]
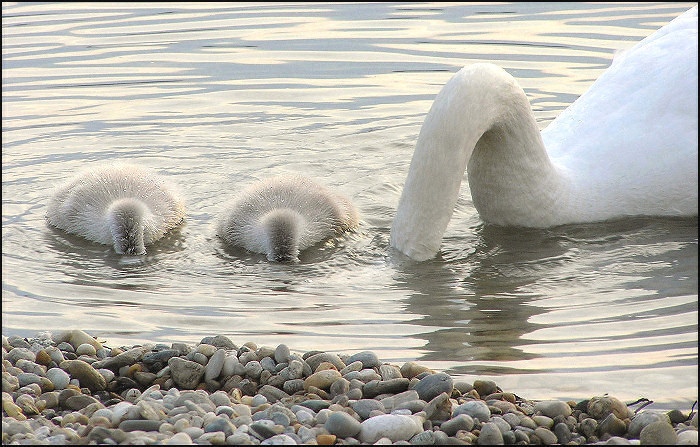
[{"left": 2, "top": 330, "right": 697, "bottom": 445}]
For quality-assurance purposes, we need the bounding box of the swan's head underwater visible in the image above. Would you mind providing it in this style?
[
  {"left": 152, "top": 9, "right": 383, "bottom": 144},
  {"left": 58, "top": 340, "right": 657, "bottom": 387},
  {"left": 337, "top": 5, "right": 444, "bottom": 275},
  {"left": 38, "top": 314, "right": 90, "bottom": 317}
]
[
  {"left": 45, "top": 162, "right": 186, "bottom": 255},
  {"left": 216, "top": 175, "right": 359, "bottom": 263},
  {"left": 107, "top": 198, "right": 147, "bottom": 255},
  {"left": 261, "top": 208, "right": 305, "bottom": 262}
]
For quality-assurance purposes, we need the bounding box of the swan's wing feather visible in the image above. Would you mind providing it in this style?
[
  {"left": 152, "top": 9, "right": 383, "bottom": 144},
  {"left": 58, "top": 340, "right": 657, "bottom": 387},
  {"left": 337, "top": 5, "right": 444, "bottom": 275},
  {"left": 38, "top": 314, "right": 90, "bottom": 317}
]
[{"left": 542, "top": 6, "right": 698, "bottom": 213}]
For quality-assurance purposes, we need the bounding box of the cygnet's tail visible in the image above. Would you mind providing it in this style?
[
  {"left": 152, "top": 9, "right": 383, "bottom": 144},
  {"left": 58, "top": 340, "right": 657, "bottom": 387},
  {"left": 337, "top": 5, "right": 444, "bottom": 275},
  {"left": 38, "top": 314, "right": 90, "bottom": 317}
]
[
  {"left": 107, "top": 198, "right": 148, "bottom": 255},
  {"left": 261, "top": 208, "right": 305, "bottom": 262}
]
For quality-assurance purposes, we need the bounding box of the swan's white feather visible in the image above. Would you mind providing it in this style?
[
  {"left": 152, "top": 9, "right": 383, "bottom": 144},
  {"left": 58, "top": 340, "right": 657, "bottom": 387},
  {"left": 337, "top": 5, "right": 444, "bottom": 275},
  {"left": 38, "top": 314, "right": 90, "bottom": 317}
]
[
  {"left": 216, "top": 176, "right": 358, "bottom": 261},
  {"left": 391, "top": 7, "right": 698, "bottom": 261},
  {"left": 46, "top": 163, "right": 186, "bottom": 254}
]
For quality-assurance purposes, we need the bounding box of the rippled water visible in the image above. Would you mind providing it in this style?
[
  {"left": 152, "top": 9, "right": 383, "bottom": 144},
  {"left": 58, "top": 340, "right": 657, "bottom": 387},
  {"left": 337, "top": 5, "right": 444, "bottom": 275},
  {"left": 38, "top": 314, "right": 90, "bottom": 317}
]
[{"left": 3, "top": 2, "right": 697, "bottom": 409}]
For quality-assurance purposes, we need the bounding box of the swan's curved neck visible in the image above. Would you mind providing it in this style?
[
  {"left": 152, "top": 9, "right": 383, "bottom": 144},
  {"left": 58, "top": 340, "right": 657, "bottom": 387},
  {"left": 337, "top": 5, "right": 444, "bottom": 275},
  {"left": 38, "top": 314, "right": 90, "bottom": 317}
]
[
  {"left": 390, "top": 64, "right": 564, "bottom": 261},
  {"left": 108, "top": 198, "right": 147, "bottom": 255},
  {"left": 262, "top": 208, "right": 304, "bottom": 262}
]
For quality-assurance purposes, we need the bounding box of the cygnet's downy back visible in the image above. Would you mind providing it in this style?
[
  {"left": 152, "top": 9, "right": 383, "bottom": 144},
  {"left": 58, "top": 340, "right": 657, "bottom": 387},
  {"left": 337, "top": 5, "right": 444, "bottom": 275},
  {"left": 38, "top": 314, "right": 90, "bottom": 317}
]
[
  {"left": 216, "top": 176, "right": 358, "bottom": 262},
  {"left": 46, "top": 163, "right": 186, "bottom": 255}
]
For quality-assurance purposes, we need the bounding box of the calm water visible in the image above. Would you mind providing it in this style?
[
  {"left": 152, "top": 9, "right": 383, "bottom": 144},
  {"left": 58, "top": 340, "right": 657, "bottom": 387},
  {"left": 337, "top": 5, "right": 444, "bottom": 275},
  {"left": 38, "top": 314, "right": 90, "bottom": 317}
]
[{"left": 2, "top": 2, "right": 697, "bottom": 410}]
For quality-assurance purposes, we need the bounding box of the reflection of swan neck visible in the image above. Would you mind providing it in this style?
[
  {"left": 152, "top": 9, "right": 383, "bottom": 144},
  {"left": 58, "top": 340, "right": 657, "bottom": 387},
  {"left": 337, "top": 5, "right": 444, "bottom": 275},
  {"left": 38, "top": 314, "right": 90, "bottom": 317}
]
[
  {"left": 391, "top": 64, "right": 562, "bottom": 261},
  {"left": 108, "top": 198, "right": 147, "bottom": 255},
  {"left": 261, "top": 208, "right": 305, "bottom": 262}
]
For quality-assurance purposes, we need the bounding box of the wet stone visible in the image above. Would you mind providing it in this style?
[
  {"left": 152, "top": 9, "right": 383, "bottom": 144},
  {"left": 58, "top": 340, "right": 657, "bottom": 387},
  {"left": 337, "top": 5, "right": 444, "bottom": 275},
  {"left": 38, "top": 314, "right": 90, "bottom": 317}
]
[
  {"left": 473, "top": 379, "right": 498, "bottom": 397},
  {"left": 345, "top": 351, "right": 380, "bottom": 369},
  {"left": 413, "top": 372, "right": 453, "bottom": 402}
]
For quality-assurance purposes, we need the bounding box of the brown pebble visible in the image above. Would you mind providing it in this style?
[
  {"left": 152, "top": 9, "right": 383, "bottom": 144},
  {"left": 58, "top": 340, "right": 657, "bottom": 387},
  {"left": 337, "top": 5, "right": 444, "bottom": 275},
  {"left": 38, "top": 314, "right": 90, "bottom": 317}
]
[
  {"left": 466, "top": 389, "right": 480, "bottom": 399},
  {"left": 39, "top": 377, "right": 55, "bottom": 393},
  {"left": 35, "top": 350, "right": 52, "bottom": 366},
  {"left": 317, "top": 434, "right": 336, "bottom": 445},
  {"left": 473, "top": 379, "right": 498, "bottom": 397},
  {"left": 315, "top": 362, "right": 338, "bottom": 372},
  {"left": 127, "top": 364, "right": 142, "bottom": 377}
]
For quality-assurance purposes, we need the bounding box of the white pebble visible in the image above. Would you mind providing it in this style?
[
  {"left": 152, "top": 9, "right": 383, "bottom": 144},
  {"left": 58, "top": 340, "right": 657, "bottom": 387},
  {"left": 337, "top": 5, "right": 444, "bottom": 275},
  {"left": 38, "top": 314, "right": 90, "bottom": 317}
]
[
  {"left": 166, "top": 432, "right": 193, "bottom": 444},
  {"left": 358, "top": 414, "right": 423, "bottom": 444},
  {"left": 76, "top": 343, "right": 97, "bottom": 356},
  {"left": 46, "top": 368, "right": 70, "bottom": 390},
  {"left": 97, "top": 368, "right": 115, "bottom": 383}
]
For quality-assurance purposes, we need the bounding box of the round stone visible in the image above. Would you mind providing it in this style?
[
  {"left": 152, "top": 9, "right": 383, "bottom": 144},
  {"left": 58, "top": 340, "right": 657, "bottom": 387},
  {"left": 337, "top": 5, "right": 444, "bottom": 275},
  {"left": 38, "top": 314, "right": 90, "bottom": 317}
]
[
  {"left": 352, "top": 399, "right": 386, "bottom": 420},
  {"left": 204, "top": 417, "right": 236, "bottom": 436},
  {"left": 325, "top": 410, "right": 362, "bottom": 437},
  {"left": 587, "top": 396, "right": 629, "bottom": 420},
  {"left": 7, "top": 347, "right": 36, "bottom": 363},
  {"left": 453, "top": 400, "right": 490, "bottom": 422},
  {"left": 304, "top": 369, "right": 341, "bottom": 391},
  {"left": 598, "top": 413, "right": 627, "bottom": 437},
  {"left": 222, "top": 355, "right": 242, "bottom": 377},
  {"left": 534, "top": 427, "right": 557, "bottom": 444},
  {"left": 677, "top": 430, "right": 698, "bottom": 445},
  {"left": 473, "top": 379, "right": 498, "bottom": 397},
  {"left": 379, "top": 364, "right": 402, "bottom": 381},
  {"left": 640, "top": 421, "right": 678, "bottom": 445},
  {"left": 345, "top": 351, "right": 380, "bottom": 369},
  {"left": 62, "top": 359, "right": 106, "bottom": 392},
  {"left": 56, "top": 329, "right": 103, "bottom": 350},
  {"left": 274, "top": 344, "right": 291, "bottom": 364},
  {"left": 629, "top": 411, "right": 671, "bottom": 438},
  {"left": 440, "top": 414, "right": 474, "bottom": 435},
  {"left": 204, "top": 349, "right": 226, "bottom": 381},
  {"left": 413, "top": 372, "right": 453, "bottom": 402},
  {"left": 245, "top": 360, "right": 263, "bottom": 380},
  {"left": 166, "top": 432, "right": 193, "bottom": 445},
  {"left": 17, "top": 372, "right": 42, "bottom": 387},
  {"left": 65, "top": 394, "right": 101, "bottom": 410},
  {"left": 119, "top": 419, "right": 164, "bottom": 432},
  {"left": 358, "top": 414, "right": 422, "bottom": 443},
  {"left": 168, "top": 357, "right": 205, "bottom": 390},
  {"left": 478, "top": 422, "right": 504, "bottom": 444},
  {"left": 76, "top": 343, "right": 97, "bottom": 356},
  {"left": 305, "top": 353, "right": 345, "bottom": 372},
  {"left": 535, "top": 400, "right": 572, "bottom": 419},
  {"left": 399, "top": 362, "right": 431, "bottom": 379}
]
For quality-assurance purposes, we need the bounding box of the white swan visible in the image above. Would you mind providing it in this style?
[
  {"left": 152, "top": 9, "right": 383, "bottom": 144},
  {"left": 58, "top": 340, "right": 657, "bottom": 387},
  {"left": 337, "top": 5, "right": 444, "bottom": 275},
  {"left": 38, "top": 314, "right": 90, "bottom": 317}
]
[
  {"left": 46, "top": 163, "right": 186, "bottom": 255},
  {"left": 391, "top": 7, "right": 698, "bottom": 261},
  {"left": 216, "top": 176, "right": 358, "bottom": 262}
]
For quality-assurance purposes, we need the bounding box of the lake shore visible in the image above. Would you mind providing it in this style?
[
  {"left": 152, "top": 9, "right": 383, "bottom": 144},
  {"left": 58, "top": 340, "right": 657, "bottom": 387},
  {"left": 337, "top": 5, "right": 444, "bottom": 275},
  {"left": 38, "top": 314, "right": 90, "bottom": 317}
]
[{"left": 2, "top": 330, "right": 697, "bottom": 445}]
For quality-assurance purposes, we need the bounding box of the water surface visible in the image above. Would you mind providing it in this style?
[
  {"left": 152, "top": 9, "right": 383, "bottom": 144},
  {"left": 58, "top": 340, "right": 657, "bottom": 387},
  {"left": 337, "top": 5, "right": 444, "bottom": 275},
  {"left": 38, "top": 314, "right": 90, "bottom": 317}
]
[{"left": 2, "top": 2, "right": 697, "bottom": 409}]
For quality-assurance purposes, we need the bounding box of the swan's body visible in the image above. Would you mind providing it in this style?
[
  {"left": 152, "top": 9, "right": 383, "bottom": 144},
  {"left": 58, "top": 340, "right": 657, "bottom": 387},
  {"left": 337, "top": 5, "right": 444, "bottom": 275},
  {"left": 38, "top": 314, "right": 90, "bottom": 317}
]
[
  {"left": 391, "top": 7, "right": 698, "bottom": 261},
  {"left": 46, "top": 163, "right": 186, "bottom": 255},
  {"left": 216, "top": 176, "right": 358, "bottom": 262}
]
